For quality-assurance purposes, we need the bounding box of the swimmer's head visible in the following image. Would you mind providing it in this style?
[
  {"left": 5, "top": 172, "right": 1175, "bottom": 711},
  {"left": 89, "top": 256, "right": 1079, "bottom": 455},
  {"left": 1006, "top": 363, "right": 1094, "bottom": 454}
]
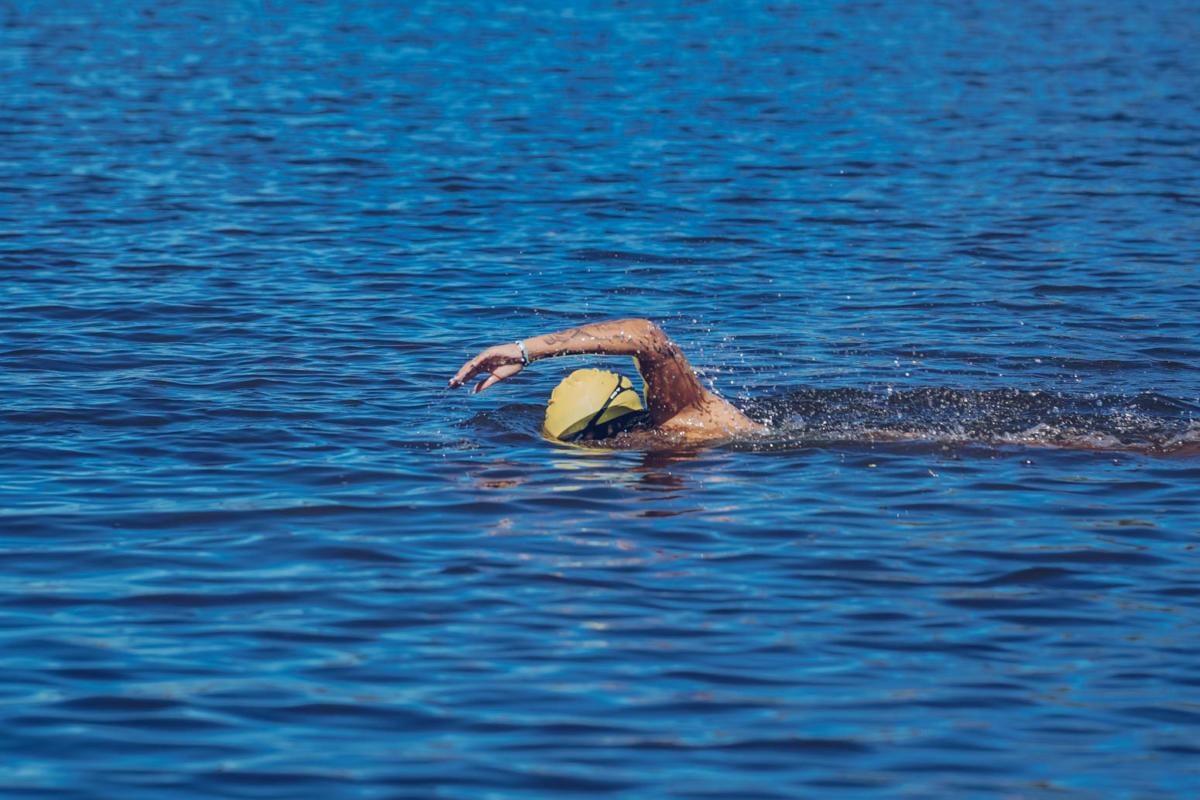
[{"left": 543, "top": 368, "right": 646, "bottom": 442}]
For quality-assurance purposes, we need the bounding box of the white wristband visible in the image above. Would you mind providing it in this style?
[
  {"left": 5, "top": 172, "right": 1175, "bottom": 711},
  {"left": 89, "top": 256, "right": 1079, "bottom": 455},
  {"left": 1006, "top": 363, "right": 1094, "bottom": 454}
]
[{"left": 515, "top": 340, "right": 530, "bottom": 366}]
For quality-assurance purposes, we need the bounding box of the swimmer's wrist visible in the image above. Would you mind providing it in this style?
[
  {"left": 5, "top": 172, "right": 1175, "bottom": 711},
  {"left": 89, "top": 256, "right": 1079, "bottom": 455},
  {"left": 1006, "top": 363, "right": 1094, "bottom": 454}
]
[{"left": 515, "top": 340, "right": 531, "bottom": 366}]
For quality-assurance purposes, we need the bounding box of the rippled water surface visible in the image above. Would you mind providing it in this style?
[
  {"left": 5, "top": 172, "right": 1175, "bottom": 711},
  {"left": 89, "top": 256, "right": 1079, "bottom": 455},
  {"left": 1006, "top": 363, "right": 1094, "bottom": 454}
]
[{"left": 3, "top": 1, "right": 1199, "bottom": 797}]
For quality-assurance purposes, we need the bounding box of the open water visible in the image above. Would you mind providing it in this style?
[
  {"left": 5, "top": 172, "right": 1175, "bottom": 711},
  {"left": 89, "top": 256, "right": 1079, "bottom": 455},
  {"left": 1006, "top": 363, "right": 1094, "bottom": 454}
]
[{"left": 2, "top": 1, "right": 1199, "bottom": 797}]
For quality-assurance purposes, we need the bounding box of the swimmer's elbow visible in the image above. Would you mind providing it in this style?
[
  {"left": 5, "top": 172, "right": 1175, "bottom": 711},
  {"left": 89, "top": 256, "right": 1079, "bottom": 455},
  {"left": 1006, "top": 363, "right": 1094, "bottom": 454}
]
[
  {"left": 623, "top": 318, "right": 665, "bottom": 343},
  {"left": 603, "top": 318, "right": 677, "bottom": 360},
  {"left": 629, "top": 319, "right": 679, "bottom": 361}
]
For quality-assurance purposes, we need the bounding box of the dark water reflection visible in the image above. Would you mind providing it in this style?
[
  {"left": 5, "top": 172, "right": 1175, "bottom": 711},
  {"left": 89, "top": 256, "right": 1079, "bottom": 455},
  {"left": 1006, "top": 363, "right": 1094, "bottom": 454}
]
[{"left": 3, "top": 0, "right": 1200, "bottom": 797}]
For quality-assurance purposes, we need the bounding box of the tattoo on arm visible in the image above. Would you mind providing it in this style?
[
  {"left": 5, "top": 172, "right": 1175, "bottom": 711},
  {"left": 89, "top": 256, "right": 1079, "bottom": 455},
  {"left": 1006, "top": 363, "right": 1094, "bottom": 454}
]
[
  {"left": 542, "top": 327, "right": 584, "bottom": 347},
  {"left": 537, "top": 320, "right": 668, "bottom": 359}
]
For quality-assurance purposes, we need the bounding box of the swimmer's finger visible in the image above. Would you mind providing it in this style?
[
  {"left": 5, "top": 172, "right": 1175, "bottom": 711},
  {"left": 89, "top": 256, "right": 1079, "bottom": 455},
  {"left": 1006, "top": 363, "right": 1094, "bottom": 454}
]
[
  {"left": 474, "top": 372, "right": 504, "bottom": 393},
  {"left": 472, "top": 363, "right": 522, "bottom": 394},
  {"left": 449, "top": 353, "right": 487, "bottom": 388},
  {"left": 449, "top": 345, "right": 521, "bottom": 389}
]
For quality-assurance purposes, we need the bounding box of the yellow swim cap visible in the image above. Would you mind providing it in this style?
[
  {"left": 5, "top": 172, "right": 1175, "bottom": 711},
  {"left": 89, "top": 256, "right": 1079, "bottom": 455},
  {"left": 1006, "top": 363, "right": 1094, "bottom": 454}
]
[{"left": 543, "top": 368, "right": 645, "bottom": 441}]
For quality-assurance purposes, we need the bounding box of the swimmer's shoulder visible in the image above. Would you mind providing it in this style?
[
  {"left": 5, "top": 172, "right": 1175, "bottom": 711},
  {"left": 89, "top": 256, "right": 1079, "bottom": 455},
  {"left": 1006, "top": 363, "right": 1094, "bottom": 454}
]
[
  {"left": 598, "top": 408, "right": 764, "bottom": 449},
  {"left": 658, "top": 395, "right": 765, "bottom": 438}
]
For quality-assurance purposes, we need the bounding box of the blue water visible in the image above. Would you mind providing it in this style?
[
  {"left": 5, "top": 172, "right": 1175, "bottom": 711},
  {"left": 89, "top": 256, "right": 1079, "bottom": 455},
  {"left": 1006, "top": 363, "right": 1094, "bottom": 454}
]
[{"left": 3, "top": 1, "right": 1199, "bottom": 797}]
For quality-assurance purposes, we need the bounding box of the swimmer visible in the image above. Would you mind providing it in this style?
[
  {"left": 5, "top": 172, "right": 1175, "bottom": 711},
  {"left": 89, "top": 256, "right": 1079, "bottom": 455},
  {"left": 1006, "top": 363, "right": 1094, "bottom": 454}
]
[{"left": 448, "top": 318, "right": 763, "bottom": 443}]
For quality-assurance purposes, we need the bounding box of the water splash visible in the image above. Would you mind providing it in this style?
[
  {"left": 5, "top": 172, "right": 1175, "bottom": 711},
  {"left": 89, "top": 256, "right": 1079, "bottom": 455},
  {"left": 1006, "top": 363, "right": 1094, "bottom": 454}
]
[
  {"left": 470, "top": 390, "right": 1200, "bottom": 455},
  {"left": 745, "top": 388, "right": 1200, "bottom": 453}
]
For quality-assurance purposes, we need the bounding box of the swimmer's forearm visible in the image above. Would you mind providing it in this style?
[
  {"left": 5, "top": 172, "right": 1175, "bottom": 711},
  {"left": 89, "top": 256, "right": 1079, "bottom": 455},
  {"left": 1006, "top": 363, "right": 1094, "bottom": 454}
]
[
  {"left": 448, "top": 318, "right": 682, "bottom": 394},
  {"left": 524, "top": 319, "right": 668, "bottom": 362}
]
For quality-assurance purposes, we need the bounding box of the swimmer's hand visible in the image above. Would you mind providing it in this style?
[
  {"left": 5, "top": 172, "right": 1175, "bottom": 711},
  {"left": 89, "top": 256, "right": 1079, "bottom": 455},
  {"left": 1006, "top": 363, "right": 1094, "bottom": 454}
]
[{"left": 448, "top": 343, "right": 525, "bottom": 394}]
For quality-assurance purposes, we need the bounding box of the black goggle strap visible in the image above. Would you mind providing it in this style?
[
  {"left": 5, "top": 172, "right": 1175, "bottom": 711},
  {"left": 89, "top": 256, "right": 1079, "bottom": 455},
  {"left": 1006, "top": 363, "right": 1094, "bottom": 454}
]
[{"left": 572, "top": 377, "right": 634, "bottom": 441}]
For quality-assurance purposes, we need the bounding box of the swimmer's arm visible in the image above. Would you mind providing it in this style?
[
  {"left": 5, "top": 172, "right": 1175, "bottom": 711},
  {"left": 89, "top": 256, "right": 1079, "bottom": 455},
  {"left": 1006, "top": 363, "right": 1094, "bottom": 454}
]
[
  {"left": 448, "top": 319, "right": 708, "bottom": 423},
  {"left": 529, "top": 319, "right": 708, "bottom": 424}
]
